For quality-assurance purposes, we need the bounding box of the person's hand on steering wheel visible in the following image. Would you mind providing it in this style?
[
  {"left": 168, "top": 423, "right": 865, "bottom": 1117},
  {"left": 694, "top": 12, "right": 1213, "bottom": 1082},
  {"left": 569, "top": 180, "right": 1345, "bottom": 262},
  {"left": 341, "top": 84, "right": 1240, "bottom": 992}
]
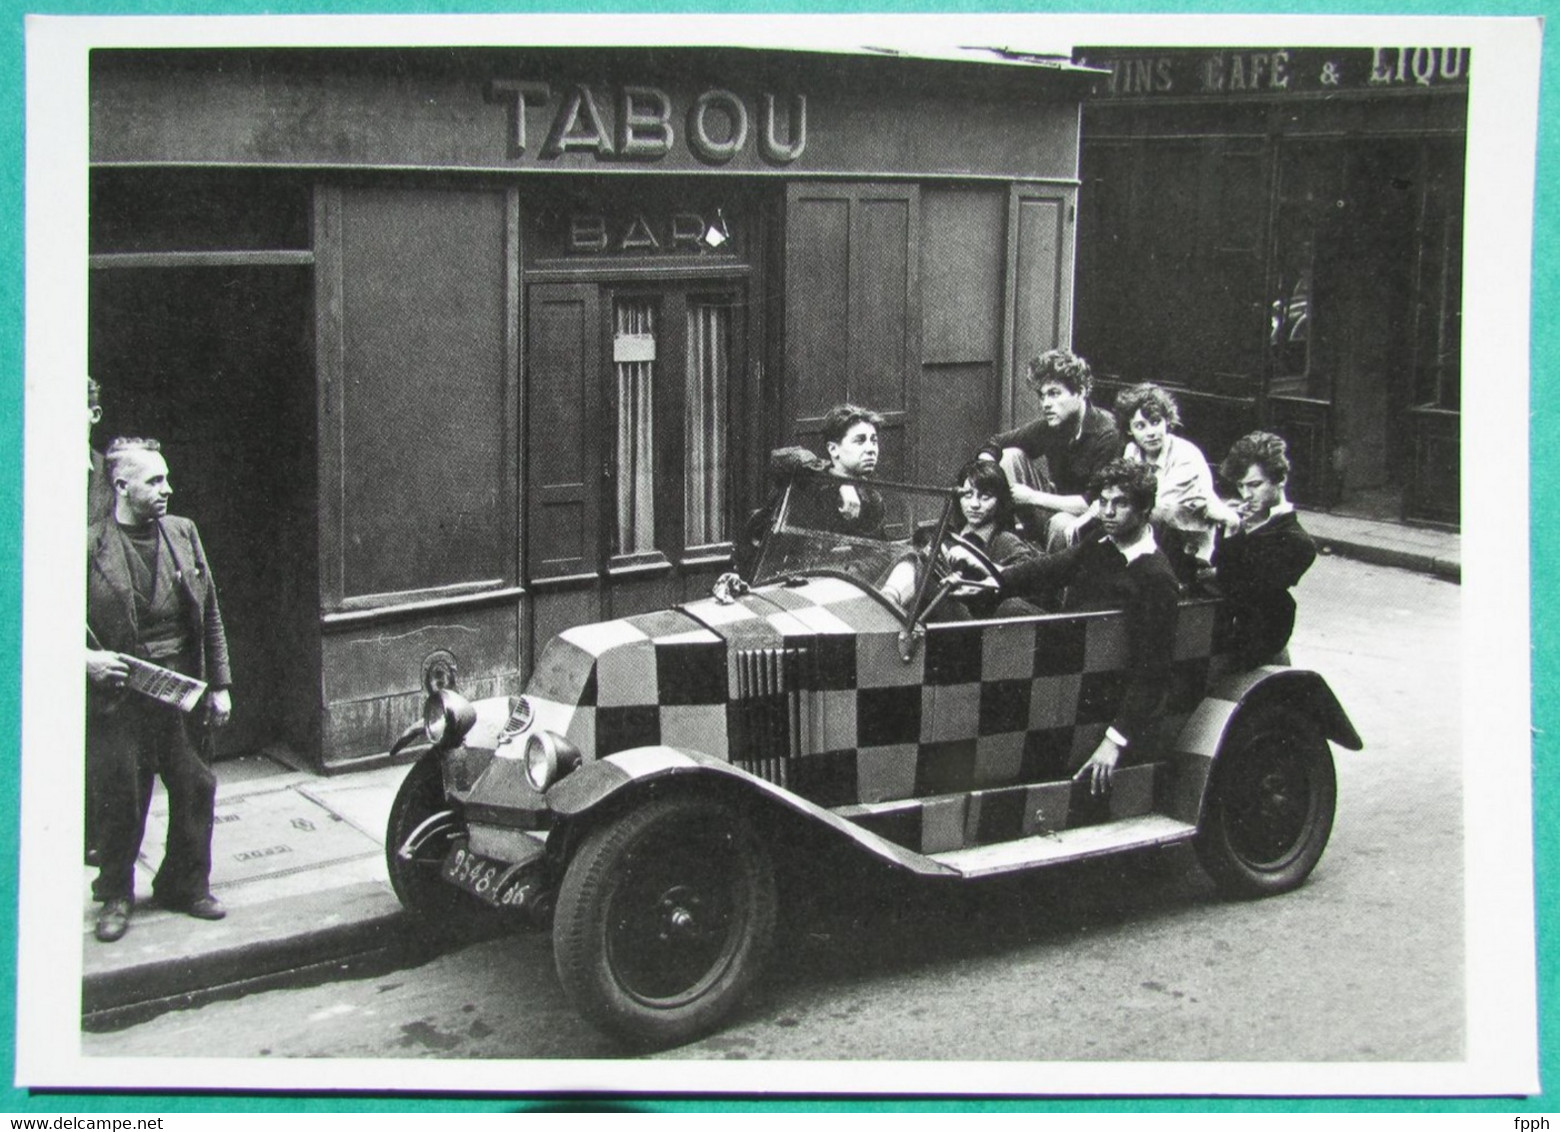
[{"left": 937, "top": 532, "right": 1002, "bottom": 597}]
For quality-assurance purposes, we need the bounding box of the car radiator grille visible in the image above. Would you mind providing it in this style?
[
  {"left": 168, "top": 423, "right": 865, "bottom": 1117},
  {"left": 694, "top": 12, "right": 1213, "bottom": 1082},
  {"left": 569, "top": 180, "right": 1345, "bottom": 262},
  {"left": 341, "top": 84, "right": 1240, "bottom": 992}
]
[{"left": 730, "top": 646, "right": 811, "bottom": 788}]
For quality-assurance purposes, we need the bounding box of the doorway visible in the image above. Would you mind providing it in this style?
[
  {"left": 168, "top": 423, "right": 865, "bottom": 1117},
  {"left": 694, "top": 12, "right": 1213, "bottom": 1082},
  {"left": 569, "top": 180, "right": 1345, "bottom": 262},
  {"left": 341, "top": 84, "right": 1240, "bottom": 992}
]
[
  {"left": 88, "top": 265, "right": 320, "bottom": 759},
  {"left": 525, "top": 278, "right": 748, "bottom": 654}
]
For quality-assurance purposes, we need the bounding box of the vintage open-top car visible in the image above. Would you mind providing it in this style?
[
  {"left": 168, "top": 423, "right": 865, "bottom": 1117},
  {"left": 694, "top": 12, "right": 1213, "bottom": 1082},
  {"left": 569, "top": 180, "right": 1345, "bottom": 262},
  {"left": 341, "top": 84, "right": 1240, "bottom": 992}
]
[{"left": 385, "top": 474, "right": 1362, "bottom": 1048}]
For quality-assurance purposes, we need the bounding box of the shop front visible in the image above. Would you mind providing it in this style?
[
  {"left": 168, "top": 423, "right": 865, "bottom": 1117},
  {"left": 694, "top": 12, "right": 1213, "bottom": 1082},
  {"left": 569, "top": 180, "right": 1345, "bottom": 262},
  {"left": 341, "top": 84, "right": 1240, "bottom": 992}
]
[
  {"left": 1072, "top": 45, "right": 1465, "bottom": 526},
  {"left": 89, "top": 46, "right": 1095, "bottom": 769}
]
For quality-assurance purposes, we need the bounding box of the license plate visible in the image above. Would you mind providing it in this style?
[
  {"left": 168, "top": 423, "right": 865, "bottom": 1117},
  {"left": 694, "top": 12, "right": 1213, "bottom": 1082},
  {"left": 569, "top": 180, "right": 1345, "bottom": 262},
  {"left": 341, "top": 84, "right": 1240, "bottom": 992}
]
[{"left": 441, "top": 842, "right": 513, "bottom": 906}]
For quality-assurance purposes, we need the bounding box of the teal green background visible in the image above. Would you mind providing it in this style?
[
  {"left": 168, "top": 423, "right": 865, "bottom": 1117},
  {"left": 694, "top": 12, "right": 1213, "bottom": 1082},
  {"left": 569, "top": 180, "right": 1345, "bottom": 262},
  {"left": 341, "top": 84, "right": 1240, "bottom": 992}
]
[{"left": 4, "top": 2, "right": 1550, "bottom": 1113}]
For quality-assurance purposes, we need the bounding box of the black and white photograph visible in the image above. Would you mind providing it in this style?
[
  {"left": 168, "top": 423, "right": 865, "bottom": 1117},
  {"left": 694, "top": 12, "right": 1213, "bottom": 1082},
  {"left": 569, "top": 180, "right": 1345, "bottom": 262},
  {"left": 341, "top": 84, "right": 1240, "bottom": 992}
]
[{"left": 17, "top": 12, "right": 1539, "bottom": 1096}]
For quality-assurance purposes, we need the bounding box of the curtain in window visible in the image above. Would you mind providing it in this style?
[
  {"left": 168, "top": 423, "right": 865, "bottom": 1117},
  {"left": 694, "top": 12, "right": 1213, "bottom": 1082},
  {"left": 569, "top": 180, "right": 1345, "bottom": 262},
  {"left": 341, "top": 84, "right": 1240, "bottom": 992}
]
[
  {"left": 685, "top": 301, "right": 729, "bottom": 546},
  {"left": 613, "top": 300, "right": 655, "bottom": 555}
]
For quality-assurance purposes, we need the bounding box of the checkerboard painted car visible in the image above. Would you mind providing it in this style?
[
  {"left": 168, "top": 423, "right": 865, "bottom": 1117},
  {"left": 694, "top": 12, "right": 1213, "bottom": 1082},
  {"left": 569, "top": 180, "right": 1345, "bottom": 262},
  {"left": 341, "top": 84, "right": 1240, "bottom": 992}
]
[{"left": 385, "top": 476, "right": 1362, "bottom": 1048}]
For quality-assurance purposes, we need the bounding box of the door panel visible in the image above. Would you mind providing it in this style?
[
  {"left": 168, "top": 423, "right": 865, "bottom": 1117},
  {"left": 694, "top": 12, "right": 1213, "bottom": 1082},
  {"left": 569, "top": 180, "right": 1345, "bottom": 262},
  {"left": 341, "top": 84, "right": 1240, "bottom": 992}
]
[
  {"left": 1006, "top": 186, "right": 1076, "bottom": 432},
  {"left": 526, "top": 283, "right": 602, "bottom": 583},
  {"left": 785, "top": 184, "right": 920, "bottom": 482}
]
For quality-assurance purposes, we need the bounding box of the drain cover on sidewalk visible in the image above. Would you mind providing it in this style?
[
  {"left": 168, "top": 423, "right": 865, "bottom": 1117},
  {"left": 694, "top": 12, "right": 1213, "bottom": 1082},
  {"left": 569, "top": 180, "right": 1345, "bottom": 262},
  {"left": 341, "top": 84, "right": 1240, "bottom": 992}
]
[{"left": 138, "top": 784, "right": 381, "bottom": 889}]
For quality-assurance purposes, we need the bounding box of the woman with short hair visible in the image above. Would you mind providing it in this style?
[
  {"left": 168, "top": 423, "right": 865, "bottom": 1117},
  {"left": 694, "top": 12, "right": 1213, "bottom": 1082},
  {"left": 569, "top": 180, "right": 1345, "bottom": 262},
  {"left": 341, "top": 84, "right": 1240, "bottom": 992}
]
[{"left": 1113, "top": 382, "right": 1238, "bottom": 568}]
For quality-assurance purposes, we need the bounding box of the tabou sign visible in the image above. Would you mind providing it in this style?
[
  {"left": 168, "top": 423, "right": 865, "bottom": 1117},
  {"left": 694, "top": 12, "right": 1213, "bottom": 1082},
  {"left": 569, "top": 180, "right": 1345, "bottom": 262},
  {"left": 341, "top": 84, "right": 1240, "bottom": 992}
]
[{"left": 488, "top": 79, "right": 808, "bottom": 167}]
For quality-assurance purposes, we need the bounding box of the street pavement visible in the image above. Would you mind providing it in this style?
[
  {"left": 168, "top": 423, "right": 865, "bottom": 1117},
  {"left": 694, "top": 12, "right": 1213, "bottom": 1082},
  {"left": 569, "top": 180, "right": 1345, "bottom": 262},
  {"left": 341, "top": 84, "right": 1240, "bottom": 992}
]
[{"left": 80, "top": 536, "right": 1466, "bottom": 1062}]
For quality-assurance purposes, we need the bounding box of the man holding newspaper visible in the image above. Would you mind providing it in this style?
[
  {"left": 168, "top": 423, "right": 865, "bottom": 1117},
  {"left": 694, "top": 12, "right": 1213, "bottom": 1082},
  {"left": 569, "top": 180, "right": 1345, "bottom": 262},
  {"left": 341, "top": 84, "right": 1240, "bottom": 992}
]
[{"left": 85, "top": 437, "right": 233, "bottom": 943}]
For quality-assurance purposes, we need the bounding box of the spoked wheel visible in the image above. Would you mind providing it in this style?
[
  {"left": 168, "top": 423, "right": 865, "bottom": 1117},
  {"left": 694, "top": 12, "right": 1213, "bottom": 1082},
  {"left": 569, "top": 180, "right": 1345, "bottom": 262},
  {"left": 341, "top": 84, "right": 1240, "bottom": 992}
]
[
  {"left": 1195, "top": 705, "right": 1337, "bottom": 898},
  {"left": 385, "top": 754, "right": 506, "bottom": 940},
  {"left": 553, "top": 793, "right": 776, "bottom": 1048}
]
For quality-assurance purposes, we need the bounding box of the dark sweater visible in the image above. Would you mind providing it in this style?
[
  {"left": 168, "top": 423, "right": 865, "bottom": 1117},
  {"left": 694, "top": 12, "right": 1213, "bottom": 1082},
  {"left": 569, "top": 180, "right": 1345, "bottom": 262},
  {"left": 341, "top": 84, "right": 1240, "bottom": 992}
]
[
  {"left": 956, "top": 527, "right": 1037, "bottom": 618},
  {"left": 1001, "top": 536, "right": 1180, "bottom": 745},
  {"left": 1214, "top": 509, "right": 1317, "bottom": 668},
  {"left": 785, "top": 473, "right": 886, "bottom": 540},
  {"left": 977, "top": 404, "right": 1123, "bottom": 496}
]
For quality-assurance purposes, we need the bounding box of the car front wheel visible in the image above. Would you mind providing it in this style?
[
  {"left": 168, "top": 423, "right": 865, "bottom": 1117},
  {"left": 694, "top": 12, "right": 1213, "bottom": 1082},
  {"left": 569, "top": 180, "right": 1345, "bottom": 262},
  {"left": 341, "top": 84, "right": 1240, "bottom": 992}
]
[
  {"left": 385, "top": 754, "right": 506, "bottom": 940},
  {"left": 1195, "top": 704, "right": 1337, "bottom": 898},
  {"left": 553, "top": 793, "right": 777, "bottom": 1048}
]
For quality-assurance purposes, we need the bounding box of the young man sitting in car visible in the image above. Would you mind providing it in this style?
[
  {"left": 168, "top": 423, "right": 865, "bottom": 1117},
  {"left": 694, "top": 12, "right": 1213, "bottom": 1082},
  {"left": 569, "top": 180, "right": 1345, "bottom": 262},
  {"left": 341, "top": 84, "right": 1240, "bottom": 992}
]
[
  {"left": 968, "top": 458, "right": 1181, "bottom": 797},
  {"left": 976, "top": 348, "right": 1123, "bottom": 552},
  {"left": 1214, "top": 430, "right": 1317, "bottom": 670},
  {"left": 786, "top": 403, "right": 887, "bottom": 539}
]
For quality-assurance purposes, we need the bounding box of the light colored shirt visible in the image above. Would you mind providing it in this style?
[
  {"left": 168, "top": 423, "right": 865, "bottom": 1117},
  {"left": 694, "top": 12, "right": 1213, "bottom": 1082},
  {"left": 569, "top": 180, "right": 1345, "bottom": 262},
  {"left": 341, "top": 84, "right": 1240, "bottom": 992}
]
[
  {"left": 1113, "top": 523, "right": 1159, "bottom": 566},
  {"left": 1125, "top": 433, "right": 1220, "bottom": 563},
  {"left": 1243, "top": 498, "right": 1295, "bottom": 534}
]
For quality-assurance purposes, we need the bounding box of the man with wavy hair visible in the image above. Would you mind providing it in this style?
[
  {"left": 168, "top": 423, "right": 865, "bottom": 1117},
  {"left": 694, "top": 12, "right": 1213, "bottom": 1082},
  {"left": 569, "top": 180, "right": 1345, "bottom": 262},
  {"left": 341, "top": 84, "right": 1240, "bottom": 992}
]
[
  {"left": 992, "top": 458, "right": 1180, "bottom": 797},
  {"left": 1215, "top": 431, "right": 1317, "bottom": 669},
  {"left": 977, "top": 348, "right": 1122, "bottom": 550}
]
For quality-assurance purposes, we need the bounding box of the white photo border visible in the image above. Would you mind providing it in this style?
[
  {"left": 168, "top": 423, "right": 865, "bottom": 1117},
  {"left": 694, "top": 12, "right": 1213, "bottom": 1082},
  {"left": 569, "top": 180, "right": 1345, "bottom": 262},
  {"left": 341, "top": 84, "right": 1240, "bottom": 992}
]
[{"left": 18, "top": 10, "right": 1540, "bottom": 1096}]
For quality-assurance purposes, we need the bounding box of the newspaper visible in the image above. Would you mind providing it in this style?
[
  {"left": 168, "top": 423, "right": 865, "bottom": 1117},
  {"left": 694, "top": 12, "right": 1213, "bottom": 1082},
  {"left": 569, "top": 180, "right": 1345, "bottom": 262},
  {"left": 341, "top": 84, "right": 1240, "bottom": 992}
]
[{"left": 121, "top": 655, "right": 208, "bottom": 714}]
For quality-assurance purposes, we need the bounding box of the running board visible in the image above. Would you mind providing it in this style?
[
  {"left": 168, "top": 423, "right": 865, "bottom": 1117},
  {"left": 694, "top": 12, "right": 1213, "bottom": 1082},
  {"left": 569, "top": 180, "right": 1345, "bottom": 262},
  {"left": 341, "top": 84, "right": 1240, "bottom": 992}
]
[{"left": 928, "top": 814, "right": 1198, "bottom": 878}]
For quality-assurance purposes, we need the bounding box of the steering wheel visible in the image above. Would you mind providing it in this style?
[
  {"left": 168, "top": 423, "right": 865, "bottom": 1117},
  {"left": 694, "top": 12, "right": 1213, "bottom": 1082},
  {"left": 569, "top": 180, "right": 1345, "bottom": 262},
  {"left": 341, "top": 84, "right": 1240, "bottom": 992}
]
[{"left": 934, "top": 531, "right": 1003, "bottom": 593}]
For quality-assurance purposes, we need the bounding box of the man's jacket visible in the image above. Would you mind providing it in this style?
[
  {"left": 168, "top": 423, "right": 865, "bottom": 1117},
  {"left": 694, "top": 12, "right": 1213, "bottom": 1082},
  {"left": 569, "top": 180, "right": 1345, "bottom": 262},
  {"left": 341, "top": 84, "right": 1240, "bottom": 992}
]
[{"left": 87, "top": 514, "right": 232, "bottom": 712}]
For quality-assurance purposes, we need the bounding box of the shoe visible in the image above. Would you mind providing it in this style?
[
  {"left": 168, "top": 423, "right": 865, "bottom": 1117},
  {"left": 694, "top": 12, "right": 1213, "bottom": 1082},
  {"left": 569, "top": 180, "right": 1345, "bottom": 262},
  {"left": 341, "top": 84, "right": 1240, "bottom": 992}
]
[
  {"left": 154, "top": 892, "right": 227, "bottom": 920},
  {"left": 94, "top": 899, "right": 131, "bottom": 943},
  {"left": 185, "top": 894, "right": 226, "bottom": 920}
]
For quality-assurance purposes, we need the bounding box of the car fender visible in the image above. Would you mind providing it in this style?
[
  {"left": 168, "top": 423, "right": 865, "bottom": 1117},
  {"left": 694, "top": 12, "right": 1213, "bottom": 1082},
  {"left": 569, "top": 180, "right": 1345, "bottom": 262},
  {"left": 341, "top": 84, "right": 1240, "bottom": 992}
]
[
  {"left": 544, "top": 746, "right": 959, "bottom": 878},
  {"left": 1163, "top": 665, "right": 1363, "bottom": 826}
]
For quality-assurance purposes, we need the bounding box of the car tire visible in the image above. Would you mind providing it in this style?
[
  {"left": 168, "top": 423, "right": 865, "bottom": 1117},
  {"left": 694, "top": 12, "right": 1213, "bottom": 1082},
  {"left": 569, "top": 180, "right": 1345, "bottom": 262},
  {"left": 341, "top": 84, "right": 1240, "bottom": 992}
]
[
  {"left": 553, "top": 793, "right": 777, "bottom": 1049},
  {"left": 1194, "top": 704, "right": 1337, "bottom": 899},
  {"left": 385, "top": 754, "right": 504, "bottom": 940}
]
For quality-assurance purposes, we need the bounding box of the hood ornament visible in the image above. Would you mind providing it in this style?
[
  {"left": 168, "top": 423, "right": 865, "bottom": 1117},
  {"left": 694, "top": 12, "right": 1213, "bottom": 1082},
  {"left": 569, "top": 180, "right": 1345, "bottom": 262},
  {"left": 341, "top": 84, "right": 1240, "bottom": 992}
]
[{"left": 711, "top": 571, "right": 750, "bottom": 605}]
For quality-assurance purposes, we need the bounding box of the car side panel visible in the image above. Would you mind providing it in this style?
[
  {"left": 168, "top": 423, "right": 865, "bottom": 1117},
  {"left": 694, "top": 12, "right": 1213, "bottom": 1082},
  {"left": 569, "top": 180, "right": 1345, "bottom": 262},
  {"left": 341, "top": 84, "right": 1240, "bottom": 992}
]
[{"left": 544, "top": 746, "right": 960, "bottom": 877}]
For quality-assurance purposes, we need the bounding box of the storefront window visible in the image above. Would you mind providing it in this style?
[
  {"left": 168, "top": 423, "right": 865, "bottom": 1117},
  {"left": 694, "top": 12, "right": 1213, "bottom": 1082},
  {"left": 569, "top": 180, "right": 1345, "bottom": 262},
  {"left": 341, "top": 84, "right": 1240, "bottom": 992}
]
[
  {"left": 1268, "top": 141, "right": 1338, "bottom": 401},
  {"left": 612, "top": 299, "right": 656, "bottom": 555},
  {"left": 685, "top": 300, "right": 730, "bottom": 547}
]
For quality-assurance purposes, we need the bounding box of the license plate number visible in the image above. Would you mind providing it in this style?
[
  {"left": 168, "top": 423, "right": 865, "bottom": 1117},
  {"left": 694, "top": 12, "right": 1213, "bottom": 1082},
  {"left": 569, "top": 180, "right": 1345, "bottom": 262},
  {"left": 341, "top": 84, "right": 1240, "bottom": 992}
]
[{"left": 441, "top": 843, "right": 509, "bottom": 905}]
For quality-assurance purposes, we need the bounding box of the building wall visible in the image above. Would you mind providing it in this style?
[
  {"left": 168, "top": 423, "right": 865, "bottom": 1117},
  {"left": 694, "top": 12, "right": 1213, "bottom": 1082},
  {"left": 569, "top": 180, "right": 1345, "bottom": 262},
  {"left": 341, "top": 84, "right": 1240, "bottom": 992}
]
[
  {"left": 89, "top": 47, "right": 1092, "bottom": 768},
  {"left": 1073, "top": 45, "right": 1466, "bottom": 524}
]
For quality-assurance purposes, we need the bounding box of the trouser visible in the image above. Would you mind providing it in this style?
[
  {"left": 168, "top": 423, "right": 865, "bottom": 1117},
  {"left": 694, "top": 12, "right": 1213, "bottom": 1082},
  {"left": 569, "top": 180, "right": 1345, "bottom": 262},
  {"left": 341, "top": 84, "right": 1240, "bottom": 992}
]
[
  {"left": 997, "top": 448, "right": 1087, "bottom": 553},
  {"left": 87, "top": 690, "right": 216, "bottom": 905}
]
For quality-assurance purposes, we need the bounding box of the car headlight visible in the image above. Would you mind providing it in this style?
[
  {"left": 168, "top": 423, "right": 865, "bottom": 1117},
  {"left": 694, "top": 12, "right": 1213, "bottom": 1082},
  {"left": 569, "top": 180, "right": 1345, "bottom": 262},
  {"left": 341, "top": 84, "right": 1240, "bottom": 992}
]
[{"left": 524, "top": 730, "right": 581, "bottom": 792}]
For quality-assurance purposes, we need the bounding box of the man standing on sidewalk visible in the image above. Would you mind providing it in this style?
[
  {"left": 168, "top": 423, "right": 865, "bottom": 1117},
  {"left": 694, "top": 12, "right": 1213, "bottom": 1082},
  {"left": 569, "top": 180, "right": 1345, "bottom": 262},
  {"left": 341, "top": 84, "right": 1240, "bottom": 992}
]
[{"left": 86, "top": 437, "right": 233, "bottom": 942}]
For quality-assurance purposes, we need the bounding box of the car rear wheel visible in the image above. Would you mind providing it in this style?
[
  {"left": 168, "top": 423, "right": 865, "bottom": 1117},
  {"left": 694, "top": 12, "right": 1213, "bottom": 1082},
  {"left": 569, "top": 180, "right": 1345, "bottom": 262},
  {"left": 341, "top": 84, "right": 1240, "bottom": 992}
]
[
  {"left": 385, "top": 754, "right": 504, "bottom": 940},
  {"left": 553, "top": 793, "right": 777, "bottom": 1048},
  {"left": 1195, "top": 704, "right": 1337, "bottom": 898}
]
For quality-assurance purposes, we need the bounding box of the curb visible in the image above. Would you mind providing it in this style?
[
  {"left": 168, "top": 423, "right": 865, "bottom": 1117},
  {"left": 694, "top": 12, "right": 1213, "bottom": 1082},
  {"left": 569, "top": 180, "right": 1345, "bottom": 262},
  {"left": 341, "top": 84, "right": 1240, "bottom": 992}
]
[
  {"left": 1312, "top": 535, "right": 1461, "bottom": 583},
  {"left": 82, "top": 882, "right": 410, "bottom": 1029}
]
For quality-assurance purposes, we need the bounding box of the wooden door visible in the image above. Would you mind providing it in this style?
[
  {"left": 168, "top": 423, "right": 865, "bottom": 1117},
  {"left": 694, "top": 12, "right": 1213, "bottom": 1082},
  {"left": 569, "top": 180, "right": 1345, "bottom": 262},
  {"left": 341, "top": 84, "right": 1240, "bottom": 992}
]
[
  {"left": 783, "top": 183, "right": 920, "bottom": 482},
  {"left": 526, "top": 280, "right": 747, "bottom": 652}
]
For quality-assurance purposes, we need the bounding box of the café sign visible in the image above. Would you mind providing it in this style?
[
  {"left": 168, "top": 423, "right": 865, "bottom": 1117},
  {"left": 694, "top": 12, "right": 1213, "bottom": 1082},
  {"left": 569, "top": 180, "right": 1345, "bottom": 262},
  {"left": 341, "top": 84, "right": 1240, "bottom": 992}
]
[
  {"left": 488, "top": 80, "right": 807, "bottom": 165},
  {"left": 1078, "top": 47, "right": 1471, "bottom": 98}
]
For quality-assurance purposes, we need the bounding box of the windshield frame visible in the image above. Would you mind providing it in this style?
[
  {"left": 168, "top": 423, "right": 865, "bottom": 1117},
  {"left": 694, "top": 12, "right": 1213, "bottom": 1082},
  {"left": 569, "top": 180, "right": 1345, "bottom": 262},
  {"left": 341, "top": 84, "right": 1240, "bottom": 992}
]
[{"left": 751, "top": 475, "right": 963, "bottom": 625}]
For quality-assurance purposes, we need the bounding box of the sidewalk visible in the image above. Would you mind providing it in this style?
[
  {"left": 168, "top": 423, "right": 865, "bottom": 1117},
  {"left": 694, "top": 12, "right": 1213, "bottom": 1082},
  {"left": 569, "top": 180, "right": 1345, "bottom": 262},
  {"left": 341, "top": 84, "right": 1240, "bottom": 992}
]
[
  {"left": 80, "top": 517, "right": 1460, "bottom": 1026},
  {"left": 80, "top": 698, "right": 517, "bottom": 1028}
]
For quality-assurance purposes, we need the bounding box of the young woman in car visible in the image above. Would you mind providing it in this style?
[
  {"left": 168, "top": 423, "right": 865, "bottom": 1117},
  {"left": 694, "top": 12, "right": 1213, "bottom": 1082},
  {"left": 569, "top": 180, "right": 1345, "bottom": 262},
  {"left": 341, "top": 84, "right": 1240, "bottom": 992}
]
[
  {"left": 880, "top": 460, "right": 1036, "bottom": 616},
  {"left": 1113, "top": 382, "right": 1239, "bottom": 571}
]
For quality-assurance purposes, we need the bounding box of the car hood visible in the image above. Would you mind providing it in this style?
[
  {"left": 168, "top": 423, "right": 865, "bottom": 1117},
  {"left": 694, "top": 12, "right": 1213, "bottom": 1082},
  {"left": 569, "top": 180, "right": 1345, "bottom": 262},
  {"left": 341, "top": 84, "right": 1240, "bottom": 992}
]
[{"left": 506, "top": 574, "right": 902, "bottom": 765}]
